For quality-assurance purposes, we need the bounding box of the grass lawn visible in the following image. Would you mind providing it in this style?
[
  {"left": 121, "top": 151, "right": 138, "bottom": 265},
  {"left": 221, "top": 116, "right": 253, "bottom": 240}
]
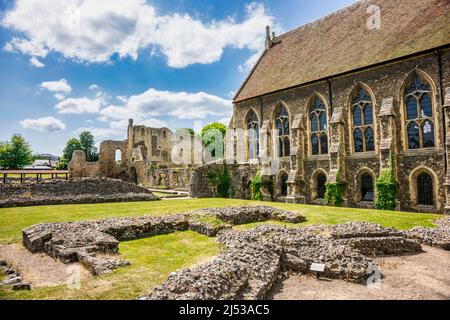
[{"left": 0, "top": 199, "right": 442, "bottom": 299}]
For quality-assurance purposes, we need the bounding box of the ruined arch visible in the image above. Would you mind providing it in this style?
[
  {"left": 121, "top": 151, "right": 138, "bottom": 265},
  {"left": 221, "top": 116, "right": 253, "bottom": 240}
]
[{"left": 276, "top": 170, "right": 289, "bottom": 197}]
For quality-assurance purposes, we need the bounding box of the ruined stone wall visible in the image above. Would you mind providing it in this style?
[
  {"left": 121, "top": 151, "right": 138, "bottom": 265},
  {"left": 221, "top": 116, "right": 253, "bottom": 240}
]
[
  {"left": 0, "top": 178, "right": 158, "bottom": 208},
  {"left": 188, "top": 164, "right": 258, "bottom": 199},
  {"left": 68, "top": 150, "right": 100, "bottom": 178},
  {"left": 233, "top": 49, "right": 450, "bottom": 213}
]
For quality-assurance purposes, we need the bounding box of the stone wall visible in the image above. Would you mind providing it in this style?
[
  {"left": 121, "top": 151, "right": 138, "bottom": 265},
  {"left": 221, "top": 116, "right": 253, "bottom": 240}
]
[
  {"left": 232, "top": 49, "right": 450, "bottom": 213},
  {"left": 188, "top": 163, "right": 258, "bottom": 199},
  {"left": 0, "top": 178, "right": 158, "bottom": 208}
]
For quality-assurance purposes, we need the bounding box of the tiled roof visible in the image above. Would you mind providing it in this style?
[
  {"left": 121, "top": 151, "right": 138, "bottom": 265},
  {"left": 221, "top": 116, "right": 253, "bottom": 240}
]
[{"left": 234, "top": 0, "right": 450, "bottom": 102}]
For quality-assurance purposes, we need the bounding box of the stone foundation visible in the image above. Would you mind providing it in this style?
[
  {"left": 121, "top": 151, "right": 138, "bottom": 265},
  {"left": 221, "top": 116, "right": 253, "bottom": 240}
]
[{"left": 22, "top": 206, "right": 305, "bottom": 275}]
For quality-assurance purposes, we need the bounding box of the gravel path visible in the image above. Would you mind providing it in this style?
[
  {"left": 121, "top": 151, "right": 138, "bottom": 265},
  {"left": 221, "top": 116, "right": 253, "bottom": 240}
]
[
  {"left": 0, "top": 244, "right": 91, "bottom": 288},
  {"left": 269, "top": 246, "right": 450, "bottom": 300}
]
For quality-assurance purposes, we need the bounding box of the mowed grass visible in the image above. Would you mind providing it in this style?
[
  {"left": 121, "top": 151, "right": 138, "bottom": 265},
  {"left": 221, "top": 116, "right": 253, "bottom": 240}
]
[
  {"left": 0, "top": 199, "right": 441, "bottom": 244},
  {"left": 0, "top": 199, "right": 442, "bottom": 300},
  {"left": 0, "top": 231, "right": 219, "bottom": 300}
]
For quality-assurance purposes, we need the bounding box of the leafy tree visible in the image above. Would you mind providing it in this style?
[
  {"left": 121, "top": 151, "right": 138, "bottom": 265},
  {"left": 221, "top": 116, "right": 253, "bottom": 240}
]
[
  {"left": 57, "top": 138, "right": 83, "bottom": 170},
  {"left": 200, "top": 122, "right": 227, "bottom": 145},
  {"left": 200, "top": 122, "right": 227, "bottom": 158},
  {"left": 176, "top": 128, "right": 195, "bottom": 136},
  {"left": 79, "top": 131, "right": 99, "bottom": 161},
  {"left": 0, "top": 134, "right": 34, "bottom": 169}
]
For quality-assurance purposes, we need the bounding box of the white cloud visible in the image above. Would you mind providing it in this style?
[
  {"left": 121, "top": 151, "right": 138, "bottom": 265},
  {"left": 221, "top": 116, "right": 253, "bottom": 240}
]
[
  {"left": 29, "top": 56, "right": 45, "bottom": 68},
  {"left": 54, "top": 93, "right": 66, "bottom": 101},
  {"left": 99, "top": 88, "right": 232, "bottom": 121},
  {"left": 20, "top": 116, "right": 66, "bottom": 132},
  {"left": 75, "top": 126, "right": 122, "bottom": 141},
  {"left": 1, "top": 0, "right": 276, "bottom": 69},
  {"left": 89, "top": 84, "right": 100, "bottom": 91},
  {"left": 40, "top": 79, "right": 72, "bottom": 93},
  {"left": 55, "top": 96, "right": 104, "bottom": 114},
  {"left": 238, "top": 51, "right": 261, "bottom": 73}
]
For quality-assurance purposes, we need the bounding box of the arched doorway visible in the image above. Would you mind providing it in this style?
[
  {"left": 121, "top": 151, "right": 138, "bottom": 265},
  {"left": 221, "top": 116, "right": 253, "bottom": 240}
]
[
  {"left": 279, "top": 172, "right": 289, "bottom": 197},
  {"left": 417, "top": 172, "right": 433, "bottom": 205},
  {"left": 361, "top": 173, "right": 374, "bottom": 202},
  {"left": 317, "top": 173, "right": 327, "bottom": 199}
]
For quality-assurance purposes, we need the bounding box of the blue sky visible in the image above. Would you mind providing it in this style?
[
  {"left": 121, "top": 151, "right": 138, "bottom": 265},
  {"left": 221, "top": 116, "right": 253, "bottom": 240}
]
[{"left": 0, "top": 0, "right": 357, "bottom": 155}]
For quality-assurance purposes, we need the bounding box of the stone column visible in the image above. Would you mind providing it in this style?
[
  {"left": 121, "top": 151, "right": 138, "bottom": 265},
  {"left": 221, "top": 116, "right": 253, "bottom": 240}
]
[
  {"left": 442, "top": 88, "right": 450, "bottom": 214},
  {"left": 378, "top": 97, "right": 400, "bottom": 210},
  {"left": 328, "top": 107, "right": 346, "bottom": 188},
  {"left": 286, "top": 114, "right": 306, "bottom": 204},
  {"left": 378, "top": 98, "right": 396, "bottom": 170}
]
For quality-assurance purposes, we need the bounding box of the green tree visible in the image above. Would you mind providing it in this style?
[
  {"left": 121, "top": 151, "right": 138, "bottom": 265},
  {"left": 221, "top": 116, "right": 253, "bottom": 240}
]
[
  {"left": 176, "top": 128, "right": 195, "bottom": 136},
  {"left": 79, "top": 131, "right": 99, "bottom": 161},
  {"left": 0, "top": 134, "right": 34, "bottom": 169},
  {"left": 200, "top": 122, "right": 227, "bottom": 158},
  {"left": 57, "top": 138, "right": 83, "bottom": 170}
]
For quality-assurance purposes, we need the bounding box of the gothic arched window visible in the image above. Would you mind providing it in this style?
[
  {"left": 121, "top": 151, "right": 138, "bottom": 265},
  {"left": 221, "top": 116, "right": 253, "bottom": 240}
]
[
  {"left": 352, "top": 87, "right": 375, "bottom": 153},
  {"left": 405, "top": 74, "right": 435, "bottom": 149},
  {"left": 361, "top": 173, "right": 374, "bottom": 202},
  {"left": 310, "top": 97, "right": 328, "bottom": 155},
  {"left": 417, "top": 172, "right": 433, "bottom": 206},
  {"left": 275, "top": 105, "right": 290, "bottom": 157},
  {"left": 317, "top": 173, "right": 327, "bottom": 199},
  {"left": 246, "top": 110, "right": 260, "bottom": 160}
]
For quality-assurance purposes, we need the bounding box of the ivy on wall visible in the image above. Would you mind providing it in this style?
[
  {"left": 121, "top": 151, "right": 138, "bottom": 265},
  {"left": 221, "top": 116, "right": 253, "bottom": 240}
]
[
  {"left": 375, "top": 153, "right": 398, "bottom": 211},
  {"left": 325, "top": 170, "right": 345, "bottom": 206},
  {"left": 250, "top": 171, "right": 274, "bottom": 201},
  {"left": 207, "top": 165, "right": 233, "bottom": 198}
]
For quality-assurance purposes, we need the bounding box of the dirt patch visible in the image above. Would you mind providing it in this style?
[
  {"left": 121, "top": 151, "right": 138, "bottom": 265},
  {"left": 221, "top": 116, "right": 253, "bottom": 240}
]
[
  {"left": 0, "top": 244, "right": 91, "bottom": 288},
  {"left": 269, "top": 246, "right": 450, "bottom": 300}
]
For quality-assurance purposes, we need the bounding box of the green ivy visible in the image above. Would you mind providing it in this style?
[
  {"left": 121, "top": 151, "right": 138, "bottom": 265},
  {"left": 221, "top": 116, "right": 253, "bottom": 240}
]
[
  {"left": 250, "top": 171, "right": 263, "bottom": 201},
  {"left": 325, "top": 182, "right": 345, "bottom": 206},
  {"left": 207, "top": 165, "right": 233, "bottom": 198},
  {"left": 325, "top": 170, "right": 344, "bottom": 206},
  {"left": 250, "top": 171, "right": 275, "bottom": 201},
  {"left": 375, "top": 153, "right": 397, "bottom": 211}
]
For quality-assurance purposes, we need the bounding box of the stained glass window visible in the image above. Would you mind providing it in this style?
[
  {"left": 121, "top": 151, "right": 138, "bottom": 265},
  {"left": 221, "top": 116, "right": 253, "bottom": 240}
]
[
  {"left": 352, "top": 87, "right": 375, "bottom": 153},
  {"left": 310, "top": 97, "right": 328, "bottom": 155},
  {"left": 405, "top": 74, "right": 435, "bottom": 149}
]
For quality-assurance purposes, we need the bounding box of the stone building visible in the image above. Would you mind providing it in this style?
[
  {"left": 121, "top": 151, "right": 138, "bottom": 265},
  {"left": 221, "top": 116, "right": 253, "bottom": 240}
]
[
  {"left": 69, "top": 120, "right": 183, "bottom": 185},
  {"left": 230, "top": 0, "right": 450, "bottom": 213}
]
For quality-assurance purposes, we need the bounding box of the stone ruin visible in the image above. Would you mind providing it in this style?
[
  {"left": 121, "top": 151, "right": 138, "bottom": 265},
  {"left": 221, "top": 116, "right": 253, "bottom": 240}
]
[
  {"left": 15, "top": 206, "right": 450, "bottom": 299},
  {"left": 22, "top": 206, "right": 303, "bottom": 275},
  {"left": 0, "top": 177, "right": 158, "bottom": 208}
]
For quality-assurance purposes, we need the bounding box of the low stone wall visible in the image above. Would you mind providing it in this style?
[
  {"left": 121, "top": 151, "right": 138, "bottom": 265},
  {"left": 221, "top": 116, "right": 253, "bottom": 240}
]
[
  {"left": 142, "top": 222, "right": 424, "bottom": 300},
  {"left": 0, "top": 178, "right": 158, "bottom": 208},
  {"left": 402, "top": 217, "right": 450, "bottom": 250},
  {"left": 22, "top": 206, "right": 305, "bottom": 275}
]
